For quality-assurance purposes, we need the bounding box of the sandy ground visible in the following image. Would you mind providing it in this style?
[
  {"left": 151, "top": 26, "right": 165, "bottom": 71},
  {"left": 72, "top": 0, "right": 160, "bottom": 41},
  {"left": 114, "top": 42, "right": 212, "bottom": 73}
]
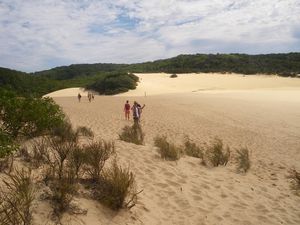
[{"left": 14, "top": 74, "right": 300, "bottom": 224}]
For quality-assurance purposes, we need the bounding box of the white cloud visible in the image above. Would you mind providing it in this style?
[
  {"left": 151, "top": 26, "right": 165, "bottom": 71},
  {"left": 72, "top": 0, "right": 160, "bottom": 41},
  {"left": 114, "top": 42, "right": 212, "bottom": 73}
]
[{"left": 0, "top": 0, "right": 299, "bottom": 72}]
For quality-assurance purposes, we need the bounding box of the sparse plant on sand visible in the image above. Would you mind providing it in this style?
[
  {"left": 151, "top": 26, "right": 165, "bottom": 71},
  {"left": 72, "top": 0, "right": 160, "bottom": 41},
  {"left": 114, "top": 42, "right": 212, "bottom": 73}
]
[
  {"left": 154, "top": 135, "right": 181, "bottom": 161},
  {"left": 205, "top": 137, "right": 230, "bottom": 167},
  {"left": 183, "top": 136, "right": 203, "bottom": 159},
  {"left": 94, "top": 158, "right": 139, "bottom": 210},
  {"left": 170, "top": 74, "right": 178, "bottom": 78},
  {"left": 84, "top": 140, "right": 115, "bottom": 182},
  {"left": 69, "top": 146, "right": 87, "bottom": 179},
  {"left": 50, "top": 168, "right": 77, "bottom": 216},
  {"left": 236, "top": 147, "right": 251, "bottom": 173},
  {"left": 0, "top": 168, "right": 35, "bottom": 225},
  {"left": 119, "top": 123, "right": 145, "bottom": 145},
  {"left": 287, "top": 169, "right": 300, "bottom": 196}
]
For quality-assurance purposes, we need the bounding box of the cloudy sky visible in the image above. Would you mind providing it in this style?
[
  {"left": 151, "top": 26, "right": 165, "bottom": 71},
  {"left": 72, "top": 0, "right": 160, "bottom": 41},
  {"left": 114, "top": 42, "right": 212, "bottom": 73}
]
[{"left": 0, "top": 0, "right": 299, "bottom": 72}]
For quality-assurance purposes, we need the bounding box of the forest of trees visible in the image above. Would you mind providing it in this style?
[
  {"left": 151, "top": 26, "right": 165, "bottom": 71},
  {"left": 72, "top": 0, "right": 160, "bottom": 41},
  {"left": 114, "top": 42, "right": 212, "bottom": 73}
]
[{"left": 1, "top": 53, "right": 299, "bottom": 97}]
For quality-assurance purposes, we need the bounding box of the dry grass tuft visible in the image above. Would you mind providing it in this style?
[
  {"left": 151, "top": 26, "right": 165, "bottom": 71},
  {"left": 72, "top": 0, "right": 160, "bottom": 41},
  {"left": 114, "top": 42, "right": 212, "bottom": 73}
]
[
  {"left": 84, "top": 140, "right": 115, "bottom": 182},
  {"left": 0, "top": 168, "right": 35, "bottom": 225},
  {"left": 119, "top": 123, "right": 145, "bottom": 145},
  {"left": 287, "top": 169, "right": 300, "bottom": 196},
  {"left": 236, "top": 147, "right": 251, "bottom": 173},
  {"left": 154, "top": 135, "right": 181, "bottom": 161},
  {"left": 94, "top": 159, "right": 138, "bottom": 210},
  {"left": 50, "top": 169, "right": 77, "bottom": 216},
  {"left": 183, "top": 136, "right": 203, "bottom": 159},
  {"left": 205, "top": 137, "right": 230, "bottom": 167}
]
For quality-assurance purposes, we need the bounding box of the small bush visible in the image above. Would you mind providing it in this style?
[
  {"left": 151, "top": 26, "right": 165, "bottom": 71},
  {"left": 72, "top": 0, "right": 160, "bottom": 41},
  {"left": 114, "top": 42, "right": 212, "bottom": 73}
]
[
  {"left": 170, "top": 74, "right": 178, "bottom": 78},
  {"left": 0, "top": 168, "right": 35, "bottom": 225},
  {"left": 31, "top": 138, "right": 49, "bottom": 167},
  {"left": 69, "top": 146, "right": 86, "bottom": 179},
  {"left": 154, "top": 135, "right": 181, "bottom": 161},
  {"left": 84, "top": 141, "right": 115, "bottom": 182},
  {"left": 183, "top": 136, "right": 203, "bottom": 159},
  {"left": 205, "top": 138, "right": 230, "bottom": 167},
  {"left": 51, "top": 120, "right": 94, "bottom": 143},
  {"left": 50, "top": 169, "right": 77, "bottom": 216},
  {"left": 288, "top": 169, "right": 300, "bottom": 196},
  {"left": 236, "top": 147, "right": 251, "bottom": 173},
  {"left": 119, "top": 123, "right": 145, "bottom": 145},
  {"left": 94, "top": 159, "right": 137, "bottom": 210}
]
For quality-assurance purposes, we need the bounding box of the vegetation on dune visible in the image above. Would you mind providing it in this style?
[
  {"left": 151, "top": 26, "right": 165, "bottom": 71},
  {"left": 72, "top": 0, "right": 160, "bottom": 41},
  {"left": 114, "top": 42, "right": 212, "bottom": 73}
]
[
  {"left": 87, "top": 72, "right": 139, "bottom": 95},
  {"left": 0, "top": 168, "right": 35, "bottom": 225},
  {"left": 205, "top": 138, "right": 230, "bottom": 167},
  {"left": 119, "top": 123, "right": 145, "bottom": 145},
  {"left": 2, "top": 53, "right": 300, "bottom": 97},
  {"left": 288, "top": 169, "right": 300, "bottom": 196},
  {"left": 154, "top": 135, "right": 181, "bottom": 161},
  {"left": 236, "top": 147, "right": 251, "bottom": 173}
]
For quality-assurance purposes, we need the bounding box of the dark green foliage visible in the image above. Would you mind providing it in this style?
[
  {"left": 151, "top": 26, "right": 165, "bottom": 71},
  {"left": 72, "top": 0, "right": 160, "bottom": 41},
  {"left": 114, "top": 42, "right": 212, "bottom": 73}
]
[
  {"left": 94, "top": 159, "right": 136, "bottom": 210},
  {"left": 183, "top": 136, "right": 203, "bottom": 159},
  {"left": 1, "top": 53, "right": 299, "bottom": 97},
  {"left": 205, "top": 138, "right": 230, "bottom": 167},
  {"left": 0, "top": 168, "right": 35, "bottom": 225},
  {"left": 33, "top": 63, "right": 127, "bottom": 80},
  {"left": 236, "top": 147, "right": 251, "bottom": 173},
  {"left": 154, "top": 135, "right": 181, "bottom": 161},
  {"left": 0, "top": 89, "right": 65, "bottom": 139},
  {"left": 0, "top": 130, "right": 18, "bottom": 158},
  {"left": 87, "top": 72, "right": 139, "bottom": 95},
  {"left": 129, "top": 53, "right": 300, "bottom": 75},
  {"left": 119, "top": 123, "right": 145, "bottom": 145}
]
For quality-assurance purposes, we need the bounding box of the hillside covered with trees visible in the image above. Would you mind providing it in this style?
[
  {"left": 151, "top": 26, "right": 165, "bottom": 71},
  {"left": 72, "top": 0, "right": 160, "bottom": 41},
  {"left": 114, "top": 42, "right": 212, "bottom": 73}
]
[{"left": 1, "top": 53, "right": 299, "bottom": 97}]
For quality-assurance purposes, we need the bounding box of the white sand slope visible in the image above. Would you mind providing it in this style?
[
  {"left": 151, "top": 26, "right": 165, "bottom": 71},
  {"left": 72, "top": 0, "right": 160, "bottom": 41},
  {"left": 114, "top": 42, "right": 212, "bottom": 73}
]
[
  {"left": 28, "top": 74, "right": 300, "bottom": 224},
  {"left": 43, "top": 87, "right": 87, "bottom": 98},
  {"left": 118, "top": 73, "right": 300, "bottom": 96}
]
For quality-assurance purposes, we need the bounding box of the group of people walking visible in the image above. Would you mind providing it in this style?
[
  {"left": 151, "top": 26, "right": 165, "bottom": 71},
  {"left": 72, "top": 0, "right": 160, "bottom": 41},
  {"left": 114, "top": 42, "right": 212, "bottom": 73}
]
[
  {"left": 124, "top": 100, "right": 145, "bottom": 123},
  {"left": 77, "top": 92, "right": 94, "bottom": 102}
]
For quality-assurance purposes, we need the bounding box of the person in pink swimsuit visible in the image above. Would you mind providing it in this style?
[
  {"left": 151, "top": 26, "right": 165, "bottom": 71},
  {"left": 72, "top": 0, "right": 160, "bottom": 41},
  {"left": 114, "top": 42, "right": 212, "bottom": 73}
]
[{"left": 124, "top": 100, "right": 131, "bottom": 120}]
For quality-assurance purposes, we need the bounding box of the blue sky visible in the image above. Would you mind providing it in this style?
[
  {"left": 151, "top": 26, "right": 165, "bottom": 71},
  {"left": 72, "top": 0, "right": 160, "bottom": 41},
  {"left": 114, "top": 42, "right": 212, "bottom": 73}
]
[{"left": 0, "top": 0, "right": 299, "bottom": 72}]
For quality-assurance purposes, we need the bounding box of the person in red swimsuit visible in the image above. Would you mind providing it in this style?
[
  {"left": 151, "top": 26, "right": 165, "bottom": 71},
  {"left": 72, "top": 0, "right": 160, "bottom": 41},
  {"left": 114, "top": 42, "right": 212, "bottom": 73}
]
[{"left": 124, "top": 100, "right": 131, "bottom": 120}]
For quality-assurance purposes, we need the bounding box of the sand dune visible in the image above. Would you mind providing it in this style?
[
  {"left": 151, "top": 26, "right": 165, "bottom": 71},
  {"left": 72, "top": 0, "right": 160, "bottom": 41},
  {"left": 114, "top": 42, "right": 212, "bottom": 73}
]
[{"left": 13, "top": 74, "right": 300, "bottom": 224}]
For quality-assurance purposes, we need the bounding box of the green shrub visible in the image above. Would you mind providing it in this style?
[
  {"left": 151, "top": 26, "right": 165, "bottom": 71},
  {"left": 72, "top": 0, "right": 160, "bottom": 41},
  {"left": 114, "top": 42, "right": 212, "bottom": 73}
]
[
  {"left": 154, "top": 135, "right": 181, "bottom": 161},
  {"left": 236, "top": 147, "right": 251, "bottom": 173},
  {"left": 94, "top": 159, "right": 136, "bottom": 210},
  {"left": 84, "top": 141, "right": 115, "bottom": 182},
  {"left": 170, "top": 74, "right": 178, "bottom": 78},
  {"left": 0, "top": 130, "right": 18, "bottom": 158},
  {"left": 87, "top": 72, "right": 139, "bottom": 95},
  {"left": 183, "top": 136, "right": 203, "bottom": 159},
  {"left": 119, "top": 123, "right": 145, "bottom": 145},
  {"left": 0, "top": 89, "right": 65, "bottom": 139},
  {"left": 205, "top": 138, "right": 230, "bottom": 167},
  {"left": 0, "top": 168, "right": 35, "bottom": 225}
]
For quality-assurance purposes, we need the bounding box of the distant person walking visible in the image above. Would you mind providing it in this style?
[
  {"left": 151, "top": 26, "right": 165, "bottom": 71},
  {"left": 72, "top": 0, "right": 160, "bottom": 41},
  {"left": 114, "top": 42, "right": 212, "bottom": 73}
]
[
  {"left": 77, "top": 93, "right": 82, "bottom": 102},
  {"left": 88, "top": 92, "right": 92, "bottom": 102},
  {"left": 124, "top": 100, "right": 131, "bottom": 120}
]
